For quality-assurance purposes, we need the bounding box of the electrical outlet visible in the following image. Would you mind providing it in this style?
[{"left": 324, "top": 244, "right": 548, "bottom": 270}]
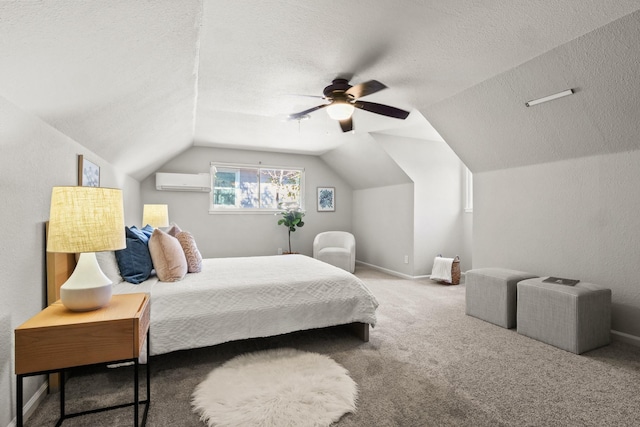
[
  {"left": 277, "top": 248, "right": 283, "bottom": 255},
  {"left": 404, "top": 255, "right": 409, "bottom": 264}
]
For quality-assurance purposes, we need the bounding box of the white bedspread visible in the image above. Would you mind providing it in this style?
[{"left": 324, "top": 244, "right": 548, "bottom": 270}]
[{"left": 114, "top": 255, "right": 378, "bottom": 356}]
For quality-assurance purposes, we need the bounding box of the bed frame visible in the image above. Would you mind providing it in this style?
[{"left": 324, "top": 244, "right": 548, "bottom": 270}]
[{"left": 45, "top": 246, "right": 370, "bottom": 357}]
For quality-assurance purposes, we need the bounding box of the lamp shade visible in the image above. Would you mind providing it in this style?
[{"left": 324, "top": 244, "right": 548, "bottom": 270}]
[
  {"left": 47, "top": 186, "right": 126, "bottom": 253},
  {"left": 142, "top": 204, "right": 169, "bottom": 228},
  {"left": 47, "top": 186, "right": 125, "bottom": 311}
]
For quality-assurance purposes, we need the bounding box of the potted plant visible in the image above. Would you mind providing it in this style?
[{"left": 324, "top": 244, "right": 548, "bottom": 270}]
[{"left": 277, "top": 207, "right": 305, "bottom": 254}]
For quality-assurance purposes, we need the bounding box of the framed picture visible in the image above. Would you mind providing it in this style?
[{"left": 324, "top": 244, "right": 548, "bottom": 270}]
[
  {"left": 317, "top": 187, "right": 335, "bottom": 212},
  {"left": 78, "top": 155, "right": 100, "bottom": 187}
]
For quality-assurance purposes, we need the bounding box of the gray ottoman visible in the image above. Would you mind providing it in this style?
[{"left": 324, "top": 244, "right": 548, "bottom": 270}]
[
  {"left": 517, "top": 278, "right": 611, "bottom": 354},
  {"left": 465, "top": 268, "right": 538, "bottom": 328}
]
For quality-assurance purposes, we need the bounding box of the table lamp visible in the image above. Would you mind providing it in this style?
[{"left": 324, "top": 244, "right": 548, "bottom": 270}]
[
  {"left": 47, "top": 186, "right": 126, "bottom": 311},
  {"left": 142, "top": 204, "right": 169, "bottom": 228}
]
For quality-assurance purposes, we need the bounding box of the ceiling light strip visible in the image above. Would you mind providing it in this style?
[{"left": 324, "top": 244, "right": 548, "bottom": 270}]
[{"left": 525, "top": 89, "right": 574, "bottom": 107}]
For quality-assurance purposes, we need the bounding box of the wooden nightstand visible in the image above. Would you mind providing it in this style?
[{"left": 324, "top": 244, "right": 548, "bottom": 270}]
[{"left": 15, "top": 293, "right": 150, "bottom": 427}]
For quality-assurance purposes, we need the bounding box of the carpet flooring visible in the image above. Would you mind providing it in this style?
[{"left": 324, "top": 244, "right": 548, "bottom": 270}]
[{"left": 25, "top": 265, "right": 640, "bottom": 426}]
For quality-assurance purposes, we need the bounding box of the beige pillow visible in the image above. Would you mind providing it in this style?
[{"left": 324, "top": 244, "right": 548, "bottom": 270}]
[
  {"left": 176, "top": 231, "right": 203, "bottom": 273},
  {"left": 148, "top": 228, "right": 187, "bottom": 282}
]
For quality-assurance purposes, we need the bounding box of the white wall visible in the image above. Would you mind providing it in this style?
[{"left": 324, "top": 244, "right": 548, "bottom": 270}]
[
  {"left": 474, "top": 149, "right": 640, "bottom": 338},
  {"left": 353, "top": 183, "right": 415, "bottom": 276},
  {"left": 374, "top": 134, "right": 471, "bottom": 275},
  {"left": 320, "top": 130, "right": 471, "bottom": 277},
  {"left": 0, "top": 95, "right": 140, "bottom": 426},
  {"left": 140, "top": 146, "right": 353, "bottom": 258}
]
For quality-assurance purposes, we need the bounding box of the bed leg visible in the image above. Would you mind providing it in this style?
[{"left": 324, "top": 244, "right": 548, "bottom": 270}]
[{"left": 348, "top": 322, "right": 369, "bottom": 342}]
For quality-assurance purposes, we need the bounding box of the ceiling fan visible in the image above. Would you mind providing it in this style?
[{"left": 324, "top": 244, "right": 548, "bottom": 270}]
[{"left": 288, "top": 78, "right": 410, "bottom": 132}]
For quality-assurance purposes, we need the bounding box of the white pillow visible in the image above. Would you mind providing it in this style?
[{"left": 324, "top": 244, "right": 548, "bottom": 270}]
[{"left": 96, "top": 251, "right": 123, "bottom": 284}]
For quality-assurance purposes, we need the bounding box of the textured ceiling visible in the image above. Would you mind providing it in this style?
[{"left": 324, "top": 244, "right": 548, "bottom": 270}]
[
  {"left": 425, "top": 9, "right": 640, "bottom": 173},
  {"left": 1, "top": 1, "right": 639, "bottom": 180}
]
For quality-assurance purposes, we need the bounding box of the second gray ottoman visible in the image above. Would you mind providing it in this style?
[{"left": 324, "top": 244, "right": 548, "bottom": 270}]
[
  {"left": 517, "top": 278, "right": 611, "bottom": 354},
  {"left": 465, "top": 268, "right": 538, "bottom": 328}
]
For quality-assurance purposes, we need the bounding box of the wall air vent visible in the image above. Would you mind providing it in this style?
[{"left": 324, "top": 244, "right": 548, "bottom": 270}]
[{"left": 155, "top": 173, "right": 211, "bottom": 192}]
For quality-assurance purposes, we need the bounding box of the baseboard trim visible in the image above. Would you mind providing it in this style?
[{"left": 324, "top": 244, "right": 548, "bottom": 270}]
[
  {"left": 7, "top": 380, "right": 48, "bottom": 427},
  {"left": 355, "top": 260, "right": 468, "bottom": 281},
  {"left": 356, "top": 260, "right": 435, "bottom": 280},
  {"left": 611, "top": 329, "right": 640, "bottom": 347},
  {"left": 355, "top": 260, "right": 415, "bottom": 279}
]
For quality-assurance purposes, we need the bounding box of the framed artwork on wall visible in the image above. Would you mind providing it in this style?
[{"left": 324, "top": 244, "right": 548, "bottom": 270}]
[
  {"left": 317, "top": 187, "right": 335, "bottom": 212},
  {"left": 78, "top": 155, "right": 100, "bottom": 187}
]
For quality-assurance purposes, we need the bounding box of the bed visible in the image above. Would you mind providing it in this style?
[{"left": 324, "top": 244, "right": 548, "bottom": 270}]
[{"left": 46, "top": 251, "right": 379, "bottom": 358}]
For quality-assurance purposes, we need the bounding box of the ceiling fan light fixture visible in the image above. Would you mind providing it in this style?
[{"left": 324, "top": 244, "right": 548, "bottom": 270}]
[
  {"left": 288, "top": 78, "right": 408, "bottom": 132},
  {"left": 326, "top": 102, "right": 354, "bottom": 121}
]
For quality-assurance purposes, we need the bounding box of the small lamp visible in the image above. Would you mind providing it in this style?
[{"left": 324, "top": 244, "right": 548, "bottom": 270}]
[
  {"left": 47, "top": 186, "right": 125, "bottom": 311},
  {"left": 142, "top": 204, "right": 169, "bottom": 228}
]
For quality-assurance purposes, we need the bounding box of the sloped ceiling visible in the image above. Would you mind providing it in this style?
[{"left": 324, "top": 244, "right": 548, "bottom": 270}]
[
  {"left": 0, "top": 0, "right": 201, "bottom": 180},
  {"left": 425, "top": 10, "right": 640, "bottom": 173},
  {"left": 1, "top": 1, "right": 639, "bottom": 180},
  {"left": 320, "top": 132, "right": 412, "bottom": 191}
]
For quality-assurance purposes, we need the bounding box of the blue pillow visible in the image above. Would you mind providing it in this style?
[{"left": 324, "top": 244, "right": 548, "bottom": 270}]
[
  {"left": 115, "top": 237, "right": 153, "bottom": 284},
  {"left": 141, "top": 224, "right": 154, "bottom": 239},
  {"left": 126, "top": 226, "right": 150, "bottom": 244}
]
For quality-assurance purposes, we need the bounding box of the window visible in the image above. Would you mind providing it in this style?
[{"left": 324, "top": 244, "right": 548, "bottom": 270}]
[
  {"left": 464, "top": 166, "right": 473, "bottom": 213},
  {"left": 210, "top": 162, "right": 304, "bottom": 213}
]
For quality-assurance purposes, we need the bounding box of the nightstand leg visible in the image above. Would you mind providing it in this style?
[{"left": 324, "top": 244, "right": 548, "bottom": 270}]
[
  {"left": 142, "top": 331, "right": 151, "bottom": 426},
  {"left": 135, "top": 332, "right": 151, "bottom": 427},
  {"left": 55, "top": 370, "right": 65, "bottom": 427},
  {"left": 134, "top": 360, "right": 139, "bottom": 427},
  {"left": 60, "top": 370, "right": 66, "bottom": 420},
  {"left": 146, "top": 331, "right": 151, "bottom": 403},
  {"left": 16, "top": 375, "right": 23, "bottom": 427}
]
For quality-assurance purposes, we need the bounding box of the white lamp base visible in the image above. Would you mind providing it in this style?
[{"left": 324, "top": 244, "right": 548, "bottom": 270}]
[{"left": 60, "top": 252, "right": 113, "bottom": 311}]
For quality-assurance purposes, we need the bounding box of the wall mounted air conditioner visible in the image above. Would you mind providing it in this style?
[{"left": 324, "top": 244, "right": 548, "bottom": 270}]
[{"left": 155, "top": 173, "right": 211, "bottom": 192}]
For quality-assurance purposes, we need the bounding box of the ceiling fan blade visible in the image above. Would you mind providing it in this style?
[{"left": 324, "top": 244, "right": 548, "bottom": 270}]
[
  {"left": 288, "top": 104, "right": 328, "bottom": 120},
  {"left": 345, "top": 80, "right": 387, "bottom": 99},
  {"left": 285, "top": 93, "right": 324, "bottom": 99},
  {"left": 339, "top": 117, "right": 353, "bottom": 133},
  {"left": 354, "top": 101, "right": 410, "bottom": 119}
]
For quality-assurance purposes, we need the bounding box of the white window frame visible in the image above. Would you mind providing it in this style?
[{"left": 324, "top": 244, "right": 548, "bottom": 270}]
[
  {"left": 212, "top": 167, "right": 241, "bottom": 208},
  {"left": 209, "top": 162, "right": 305, "bottom": 214},
  {"left": 464, "top": 166, "right": 473, "bottom": 213}
]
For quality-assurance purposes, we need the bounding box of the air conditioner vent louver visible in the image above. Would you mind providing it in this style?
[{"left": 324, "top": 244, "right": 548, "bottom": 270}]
[{"left": 155, "top": 173, "right": 211, "bottom": 192}]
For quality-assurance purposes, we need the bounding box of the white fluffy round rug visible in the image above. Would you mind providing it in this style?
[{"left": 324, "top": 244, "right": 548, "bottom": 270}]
[{"left": 191, "top": 348, "right": 358, "bottom": 427}]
